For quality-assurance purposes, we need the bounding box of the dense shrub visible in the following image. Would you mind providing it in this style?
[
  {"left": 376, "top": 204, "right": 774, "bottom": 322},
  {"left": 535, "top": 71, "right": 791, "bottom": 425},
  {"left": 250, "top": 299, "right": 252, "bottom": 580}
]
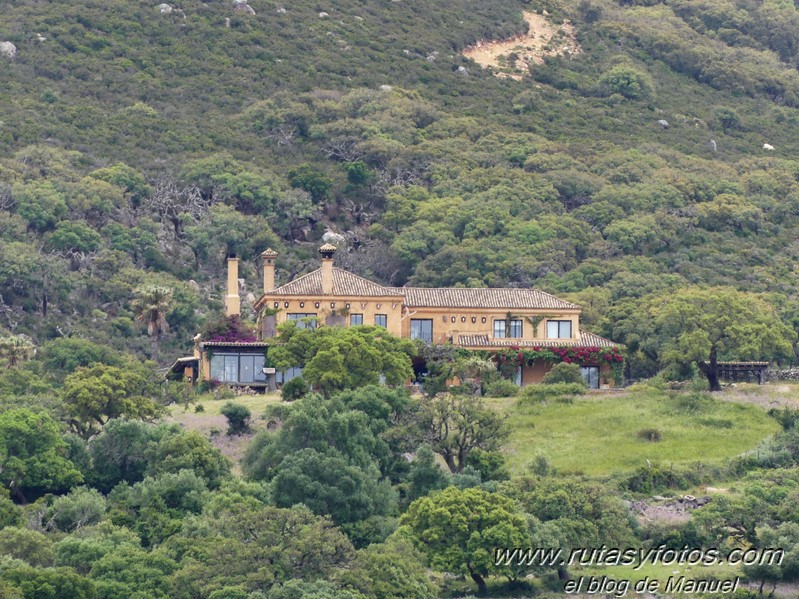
[
  {"left": 599, "top": 64, "right": 654, "bottom": 100},
  {"left": 281, "top": 377, "right": 308, "bottom": 401},
  {"left": 45, "top": 487, "right": 107, "bottom": 532},
  {"left": 220, "top": 402, "right": 252, "bottom": 435},
  {"left": 624, "top": 465, "right": 693, "bottom": 493},
  {"left": 0, "top": 491, "right": 22, "bottom": 529},
  {"left": 637, "top": 428, "right": 662, "bottom": 442},
  {"left": 484, "top": 379, "right": 519, "bottom": 397},
  {"left": 467, "top": 448, "right": 510, "bottom": 481},
  {"left": 674, "top": 391, "right": 716, "bottom": 414},
  {"left": 769, "top": 407, "right": 799, "bottom": 431},
  {"left": 542, "top": 362, "right": 588, "bottom": 386},
  {"left": 528, "top": 453, "right": 554, "bottom": 477},
  {"left": 0, "top": 527, "right": 54, "bottom": 567},
  {"left": 518, "top": 382, "right": 586, "bottom": 404}
]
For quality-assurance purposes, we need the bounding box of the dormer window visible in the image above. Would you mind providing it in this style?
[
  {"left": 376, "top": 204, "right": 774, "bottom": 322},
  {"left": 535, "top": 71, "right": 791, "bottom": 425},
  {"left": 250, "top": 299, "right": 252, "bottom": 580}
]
[{"left": 547, "top": 320, "right": 572, "bottom": 339}]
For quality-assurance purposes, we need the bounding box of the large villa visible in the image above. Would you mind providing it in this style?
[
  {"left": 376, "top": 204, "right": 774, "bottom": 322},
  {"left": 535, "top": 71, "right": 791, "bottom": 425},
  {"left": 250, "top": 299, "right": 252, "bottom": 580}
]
[{"left": 172, "top": 244, "right": 623, "bottom": 390}]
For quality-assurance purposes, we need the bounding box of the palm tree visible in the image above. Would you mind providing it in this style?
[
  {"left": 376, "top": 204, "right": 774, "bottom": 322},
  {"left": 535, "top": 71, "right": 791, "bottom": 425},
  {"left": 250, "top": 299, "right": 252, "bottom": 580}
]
[
  {"left": 132, "top": 286, "right": 173, "bottom": 363},
  {"left": 0, "top": 335, "right": 36, "bottom": 368}
]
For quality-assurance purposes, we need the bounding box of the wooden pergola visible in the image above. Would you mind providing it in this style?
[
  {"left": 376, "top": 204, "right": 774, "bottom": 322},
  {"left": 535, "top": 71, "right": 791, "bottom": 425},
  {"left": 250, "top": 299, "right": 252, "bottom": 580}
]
[{"left": 713, "top": 361, "right": 769, "bottom": 385}]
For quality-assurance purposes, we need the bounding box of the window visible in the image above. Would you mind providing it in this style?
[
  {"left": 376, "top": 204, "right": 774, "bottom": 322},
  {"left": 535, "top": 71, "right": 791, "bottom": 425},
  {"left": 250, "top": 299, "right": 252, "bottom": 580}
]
[
  {"left": 210, "top": 355, "right": 224, "bottom": 382},
  {"left": 350, "top": 314, "right": 363, "bottom": 326},
  {"left": 209, "top": 353, "right": 266, "bottom": 384},
  {"left": 581, "top": 366, "right": 599, "bottom": 389},
  {"left": 239, "top": 355, "right": 257, "bottom": 383},
  {"left": 546, "top": 320, "right": 572, "bottom": 339},
  {"left": 224, "top": 355, "right": 238, "bottom": 382},
  {"left": 494, "top": 319, "right": 523, "bottom": 338},
  {"left": 276, "top": 366, "right": 303, "bottom": 384},
  {"left": 410, "top": 319, "right": 433, "bottom": 343},
  {"left": 287, "top": 313, "right": 317, "bottom": 329},
  {"left": 375, "top": 314, "right": 387, "bottom": 328}
]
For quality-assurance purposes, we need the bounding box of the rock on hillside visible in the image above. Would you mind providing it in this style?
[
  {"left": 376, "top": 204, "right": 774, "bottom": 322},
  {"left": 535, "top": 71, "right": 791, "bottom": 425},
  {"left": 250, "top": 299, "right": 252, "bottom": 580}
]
[{"left": 0, "top": 42, "right": 17, "bottom": 60}]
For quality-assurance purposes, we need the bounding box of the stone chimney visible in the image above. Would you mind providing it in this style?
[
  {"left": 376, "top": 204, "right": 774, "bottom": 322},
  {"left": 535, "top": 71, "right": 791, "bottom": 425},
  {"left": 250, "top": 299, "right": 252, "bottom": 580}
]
[
  {"left": 225, "top": 253, "right": 241, "bottom": 317},
  {"left": 261, "top": 248, "right": 278, "bottom": 292},
  {"left": 319, "top": 243, "right": 336, "bottom": 295}
]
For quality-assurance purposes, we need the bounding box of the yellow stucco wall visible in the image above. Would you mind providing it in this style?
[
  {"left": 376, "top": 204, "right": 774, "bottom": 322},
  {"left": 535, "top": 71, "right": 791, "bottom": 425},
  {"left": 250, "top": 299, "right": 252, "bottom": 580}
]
[
  {"left": 257, "top": 299, "right": 580, "bottom": 345},
  {"left": 521, "top": 361, "right": 617, "bottom": 387},
  {"left": 199, "top": 349, "right": 211, "bottom": 381},
  {"left": 398, "top": 307, "right": 581, "bottom": 344},
  {"left": 261, "top": 295, "right": 406, "bottom": 337},
  {"left": 200, "top": 252, "right": 625, "bottom": 388},
  {"left": 522, "top": 361, "right": 553, "bottom": 384}
]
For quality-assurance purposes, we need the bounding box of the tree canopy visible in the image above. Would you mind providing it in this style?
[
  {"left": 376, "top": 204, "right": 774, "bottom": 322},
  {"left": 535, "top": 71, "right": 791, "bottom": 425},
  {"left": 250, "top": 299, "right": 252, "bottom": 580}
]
[
  {"left": 649, "top": 287, "right": 796, "bottom": 390},
  {"left": 269, "top": 324, "right": 415, "bottom": 396},
  {"left": 0, "top": 409, "right": 82, "bottom": 502},
  {"left": 402, "top": 487, "right": 530, "bottom": 594},
  {"left": 61, "top": 363, "right": 163, "bottom": 438}
]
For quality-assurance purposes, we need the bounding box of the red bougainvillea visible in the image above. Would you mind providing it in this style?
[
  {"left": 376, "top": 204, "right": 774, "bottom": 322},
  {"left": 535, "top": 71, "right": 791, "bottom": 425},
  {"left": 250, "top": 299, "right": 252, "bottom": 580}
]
[
  {"left": 490, "top": 346, "right": 624, "bottom": 367},
  {"left": 203, "top": 316, "right": 258, "bottom": 343}
]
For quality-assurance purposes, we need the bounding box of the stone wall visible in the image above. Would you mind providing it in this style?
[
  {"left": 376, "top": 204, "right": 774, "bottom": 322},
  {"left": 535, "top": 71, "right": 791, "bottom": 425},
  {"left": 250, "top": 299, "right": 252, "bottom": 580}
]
[{"left": 766, "top": 368, "right": 799, "bottom": 381}]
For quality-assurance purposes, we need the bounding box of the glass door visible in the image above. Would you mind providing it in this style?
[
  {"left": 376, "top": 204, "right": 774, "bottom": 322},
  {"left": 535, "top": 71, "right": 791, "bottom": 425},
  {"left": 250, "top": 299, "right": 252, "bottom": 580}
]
[{"left": 580, "top": 366, "right": 600, "bottom": 389}]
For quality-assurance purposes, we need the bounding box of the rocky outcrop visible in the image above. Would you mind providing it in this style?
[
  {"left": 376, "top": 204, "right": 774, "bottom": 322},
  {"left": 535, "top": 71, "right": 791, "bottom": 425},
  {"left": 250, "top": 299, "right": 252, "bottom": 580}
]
[
  {"left": 233, "top": 0, "right": 256, "bottom": 15},
  {"left": 626, "top": 495, "right": 711, "bottom": 524},
  {"left": 322, "top": 230, "right": 346, "bottom": 245},
  {"left": 0, "top": 42, "right": 17, "bottom": 60}
]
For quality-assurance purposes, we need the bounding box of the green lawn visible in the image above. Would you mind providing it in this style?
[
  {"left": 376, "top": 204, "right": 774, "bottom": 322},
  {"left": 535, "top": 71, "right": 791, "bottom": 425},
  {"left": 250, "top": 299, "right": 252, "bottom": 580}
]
[
  {"left": 500, "top": 390, "right": 780, "bottom": 476},
  {"left": 169, "top": 385, "right": 781, "bottom": 480},
  {"left": 168, "top": 391, "right": 283, "bottom": 417},
  {"left": 167, "top": 391, "right": 284, "bottom": 475},
  {"left": 572, "top": 560, "right": 742, "bottom": 595},
  {"left": 580, "top": 560, "right": 739, "bottom": 581}
]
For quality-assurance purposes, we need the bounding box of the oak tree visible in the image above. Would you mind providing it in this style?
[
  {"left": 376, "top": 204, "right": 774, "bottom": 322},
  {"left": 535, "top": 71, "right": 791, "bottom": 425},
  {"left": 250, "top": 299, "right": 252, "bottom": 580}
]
[{"left": 650, "top": 287, "right": 795, "bottom": 391}]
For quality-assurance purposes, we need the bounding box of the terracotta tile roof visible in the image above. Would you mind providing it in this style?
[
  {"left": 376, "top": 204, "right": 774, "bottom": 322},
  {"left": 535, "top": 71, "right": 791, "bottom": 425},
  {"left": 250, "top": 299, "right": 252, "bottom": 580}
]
[
  {"left": 263, "top": 268, "right": 403, "bottom": 297},
  {"left": 457, "top": 330, "right": 620, "bottom": 348},
  {"left": 199, "top": 341, "right": 271, "bottom": 348},
  {"left": 168, "top": 356, "right": 198, "bottom": 374},
  {"left": 394, "top": 287, "right": 579, "bottom": 310},
  {"left": 579, "top": 331, "right": 623, "bottom": 348},
  {"left": 255, "top": 264, "right": 578, "bottom": 310},
  {"left": 715, "top": 361, "right": 769, "bottom": 366}
]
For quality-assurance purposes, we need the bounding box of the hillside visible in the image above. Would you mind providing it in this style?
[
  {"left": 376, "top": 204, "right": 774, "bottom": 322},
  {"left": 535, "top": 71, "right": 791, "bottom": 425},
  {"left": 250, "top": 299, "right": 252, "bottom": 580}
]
[
  {"left": 3, "top": 0, "right": 799, "bottom": 375},
  {"left": 6, "top": 2, "right": 799, "bottom": 597}
]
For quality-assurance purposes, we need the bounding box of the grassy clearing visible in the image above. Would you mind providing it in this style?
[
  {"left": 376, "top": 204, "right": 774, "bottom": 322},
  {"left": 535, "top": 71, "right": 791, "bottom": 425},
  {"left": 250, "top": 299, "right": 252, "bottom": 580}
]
[
  {"left": 168, "top": 391, "right": 283, "bottom": 417},
  {"left": 440, "top": 560, "right": 743, "bottom": 597},
  {"left": 500, "top": 389, "right": 779, "bottom": 476},
  {"left": 578, "top": 559, "right": 739, "bottom": 583},
  {"left": 167, "top": 391, "right": 283, "bottom": 474},
  {"left": 165, "top": 383, "right": 786, "bottom": 478},
  {"left": 719, "top": 381, "right": 799, "bottom": 410}
]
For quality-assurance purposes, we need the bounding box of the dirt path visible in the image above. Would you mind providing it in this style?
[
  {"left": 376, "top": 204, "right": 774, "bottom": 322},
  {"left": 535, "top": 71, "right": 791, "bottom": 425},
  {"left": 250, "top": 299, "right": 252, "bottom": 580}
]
[
  {"left": 717, "top": 383, "right": 799, "bottom": 410},
  {"left": 463, "top": 11, "right": 580, "bottom": 80}
]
